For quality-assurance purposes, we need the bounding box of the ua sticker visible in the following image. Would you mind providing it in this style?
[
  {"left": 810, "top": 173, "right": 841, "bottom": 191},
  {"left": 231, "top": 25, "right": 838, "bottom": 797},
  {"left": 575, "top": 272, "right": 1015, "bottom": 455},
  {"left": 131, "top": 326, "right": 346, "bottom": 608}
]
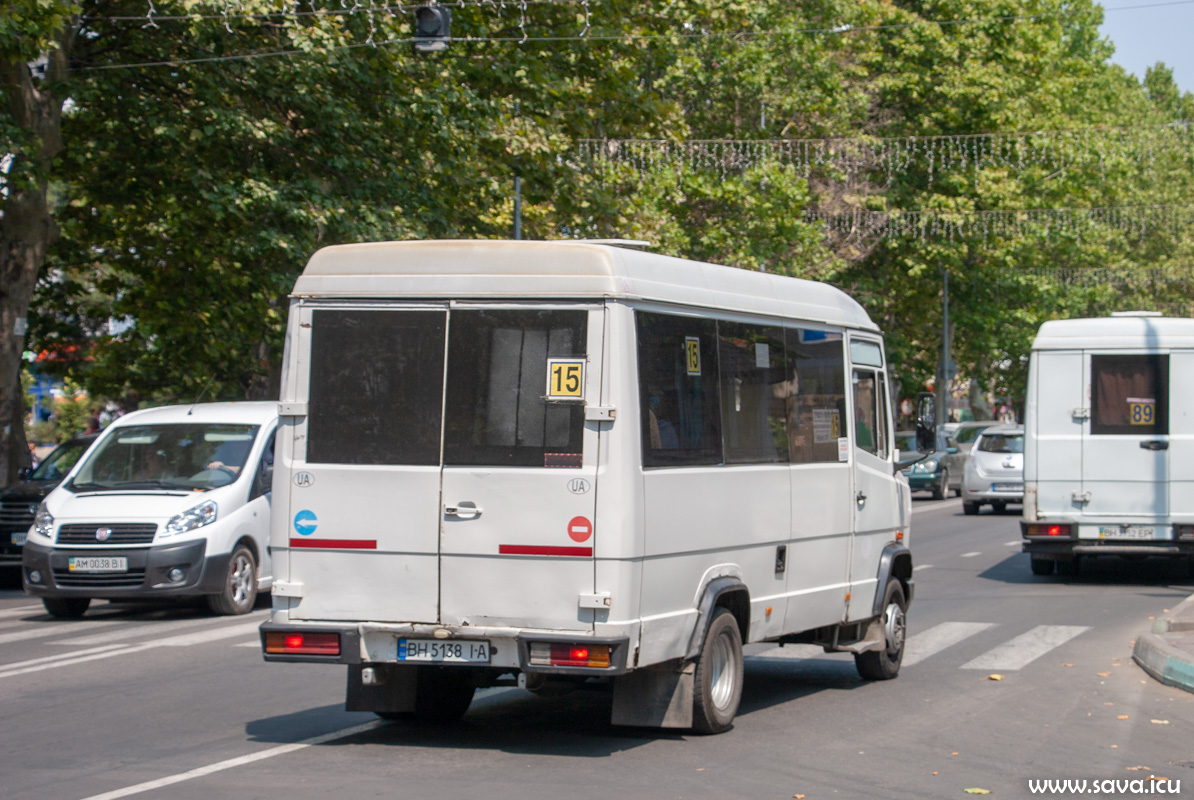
[{"left": 294, "top": 509, "right": 318, "bottom": 536}]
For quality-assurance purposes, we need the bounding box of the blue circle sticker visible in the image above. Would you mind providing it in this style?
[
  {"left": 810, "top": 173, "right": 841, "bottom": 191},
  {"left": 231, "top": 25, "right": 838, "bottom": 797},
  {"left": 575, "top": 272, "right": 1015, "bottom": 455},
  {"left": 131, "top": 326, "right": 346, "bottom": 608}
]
[{"left": 294, "top": 510, "right": 318, "bottom": 536}]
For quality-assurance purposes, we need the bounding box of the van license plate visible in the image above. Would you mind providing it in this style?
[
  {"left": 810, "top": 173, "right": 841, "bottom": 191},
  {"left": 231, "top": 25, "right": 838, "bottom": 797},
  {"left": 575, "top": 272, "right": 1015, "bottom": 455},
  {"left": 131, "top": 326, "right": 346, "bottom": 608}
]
[
  {"left": 1099, "top": 526, "right": 1154, "bottom": 539},
  {"left": 68, "top": 556, "right": 128, "bottom": 572},
  {"left": 397, "top": 639, "right": 490, "bottom": 663},
  {"left": 10, "top": 532, "right": 25, "bottom": 546}
]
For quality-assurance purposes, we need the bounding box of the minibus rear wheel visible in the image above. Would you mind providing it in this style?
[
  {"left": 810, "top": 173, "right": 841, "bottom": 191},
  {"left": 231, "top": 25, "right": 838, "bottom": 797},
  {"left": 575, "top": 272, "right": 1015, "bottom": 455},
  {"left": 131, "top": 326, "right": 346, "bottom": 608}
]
[
  {"left": 691, "top": 607, "right": 744, "bottom": 734},
  {"left": 414, "top": 667, "right": 475, "bottom": 722},
  {"left": 854, "top": 580, "right": 906, "bottom": 681}
]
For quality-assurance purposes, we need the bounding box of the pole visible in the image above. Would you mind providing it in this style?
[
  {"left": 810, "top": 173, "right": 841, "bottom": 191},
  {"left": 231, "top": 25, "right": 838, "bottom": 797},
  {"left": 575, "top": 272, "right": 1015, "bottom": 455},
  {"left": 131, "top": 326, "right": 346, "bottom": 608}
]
[
  {"left": 938, "top": 269, "right": 950, "bottom": 429},
  {"left": 513, "top": 175, "right": 522, "bottom": 240}
]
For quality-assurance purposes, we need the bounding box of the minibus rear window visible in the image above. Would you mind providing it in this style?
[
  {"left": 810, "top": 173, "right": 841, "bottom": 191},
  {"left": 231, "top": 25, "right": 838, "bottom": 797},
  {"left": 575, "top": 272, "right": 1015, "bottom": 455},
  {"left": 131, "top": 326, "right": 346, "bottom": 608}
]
[
  {"left": 444, "top": 309, "right": 587, "bottom": 467},
  {"left": 1090, "top": 354, "right": 1168, "bottom": 436}
]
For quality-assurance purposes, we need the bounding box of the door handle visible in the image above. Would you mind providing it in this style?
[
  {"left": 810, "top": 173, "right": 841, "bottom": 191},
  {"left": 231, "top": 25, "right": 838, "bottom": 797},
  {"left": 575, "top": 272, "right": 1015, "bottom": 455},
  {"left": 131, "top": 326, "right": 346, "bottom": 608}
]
[
  {"left": 444, "top": 503, "right": 482, "bottom": 519},
  {"left": 1140, "top": 440, "right": 1169, "bottom": 451},
  {"left": 856, "top": 492, "right": 867, "bottom": 508}
]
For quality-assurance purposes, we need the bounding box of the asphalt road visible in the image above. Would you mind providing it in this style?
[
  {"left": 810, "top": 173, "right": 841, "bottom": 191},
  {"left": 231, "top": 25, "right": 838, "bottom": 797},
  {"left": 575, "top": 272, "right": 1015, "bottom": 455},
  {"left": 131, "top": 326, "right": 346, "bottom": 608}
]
[{"left": 2, "top": 499, "right": 1192, "bottom": 800}]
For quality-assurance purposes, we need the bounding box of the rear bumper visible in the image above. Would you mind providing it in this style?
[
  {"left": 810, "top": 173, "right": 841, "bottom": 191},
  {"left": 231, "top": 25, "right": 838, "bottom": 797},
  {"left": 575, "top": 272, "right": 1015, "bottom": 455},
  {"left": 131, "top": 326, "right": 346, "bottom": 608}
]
[
  {"left": 1022, "top": 536, "right": 1194, "bottom": 559},
  {"left": 260, "top": 621, "right": 632, "bottom": 675}
]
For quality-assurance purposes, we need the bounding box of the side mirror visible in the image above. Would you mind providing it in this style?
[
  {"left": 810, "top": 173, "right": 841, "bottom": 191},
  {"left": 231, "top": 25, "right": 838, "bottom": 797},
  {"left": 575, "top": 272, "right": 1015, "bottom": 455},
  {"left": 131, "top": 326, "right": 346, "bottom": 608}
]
[
  {"left": 17, "top": 466, "right": 31, "bottom": 480},
  {"left": 915, "top": 391, "right": 936, "bottom": 452}
]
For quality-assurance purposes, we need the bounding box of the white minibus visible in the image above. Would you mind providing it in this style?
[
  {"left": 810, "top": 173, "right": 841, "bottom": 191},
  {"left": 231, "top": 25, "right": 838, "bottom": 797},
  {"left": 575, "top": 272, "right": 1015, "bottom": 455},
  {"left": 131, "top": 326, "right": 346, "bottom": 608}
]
[
  {"left": 260, "top": 240, "right": 918, "bottom": 733},
  {"left": 1022, "top": 313, "right": 1194, "bottom": 576}
]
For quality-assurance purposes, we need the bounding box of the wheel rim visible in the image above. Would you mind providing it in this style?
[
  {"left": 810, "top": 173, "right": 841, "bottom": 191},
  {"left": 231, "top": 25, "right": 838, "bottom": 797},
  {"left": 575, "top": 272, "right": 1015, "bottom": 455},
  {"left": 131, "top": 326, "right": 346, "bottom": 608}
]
[
  {"left": 709, "top": 629, "right": 738, "bottom": 710},
  {"left": 229, "top": 553, "right": 254, "bottom": 608},
  {"left": 884, "top": 601, "right": 906, "bottom": 657}
]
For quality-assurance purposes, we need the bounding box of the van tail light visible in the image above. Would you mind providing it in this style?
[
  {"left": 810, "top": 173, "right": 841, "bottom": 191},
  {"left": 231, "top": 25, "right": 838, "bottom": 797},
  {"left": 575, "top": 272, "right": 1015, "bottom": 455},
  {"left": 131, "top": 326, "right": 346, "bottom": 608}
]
[
  {"left": 1024, "top": 524, "right": 1071, "bottom": 537},
  {"left": 528, "top": 642, "right": 611, "bottom": 668},
  {"left": 1177, "top": 525, "right": 1194, "bottom": 539},
  {"left": 265, "top": 631, "right": 340, "bottom": 656}
]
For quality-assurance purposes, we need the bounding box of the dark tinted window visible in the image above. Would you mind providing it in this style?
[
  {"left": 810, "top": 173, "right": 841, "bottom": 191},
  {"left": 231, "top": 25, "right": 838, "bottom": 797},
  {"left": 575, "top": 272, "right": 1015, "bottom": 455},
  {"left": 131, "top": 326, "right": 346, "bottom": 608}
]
[
  {"left": 444, "top": 309, "right": 587, "bottom": 467},
  {"left": 637, "top": 312, "right": 722, "bottom": 467},
  {"left": 786, "top": 330, "right": 847, "bottom": 464},
  {"left": 718, "top": 322, "right": 789, "bottom": 464},
  {"left": 977, "top": 433, "right": 1023, "bottom": 453},
  {"left": 853, "top": 370, "right": 886, "bottom": 458},
  {"left": 1091, "top": 354, "right": 1168, "bottom": 436},
  {"left": 30, "top": 438, "right": 92, "bottom": 481},
  {"left": 307, "top": 309, "right": 446, "bottom": 465}
]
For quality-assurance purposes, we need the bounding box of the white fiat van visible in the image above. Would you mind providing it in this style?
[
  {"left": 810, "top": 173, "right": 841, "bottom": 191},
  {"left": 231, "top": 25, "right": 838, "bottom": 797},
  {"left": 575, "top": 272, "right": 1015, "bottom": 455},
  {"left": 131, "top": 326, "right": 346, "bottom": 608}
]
[
  {"left": 22, "top": 402, "right": 278, "bottom": 617},
  {"left": 1022, "top": 313, "right": 1194, "bottom": 576},
  {"left": 260, "top": 240, "right": 920, "bottom": 734}
]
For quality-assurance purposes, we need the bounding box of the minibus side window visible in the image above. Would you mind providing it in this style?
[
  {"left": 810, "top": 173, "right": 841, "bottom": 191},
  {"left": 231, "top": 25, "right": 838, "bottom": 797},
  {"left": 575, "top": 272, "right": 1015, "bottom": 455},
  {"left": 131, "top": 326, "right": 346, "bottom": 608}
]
[
  {"left": 785, "top": 329, "right": 847, "bottom": 464},
  {"left": 637, "top": 312, "right": 722, "bottom": 467},
  {"left": 1090, "top": 354, "right": 1169, "bottom": 436},
  {"left": 718, "top": 321, "right": 789, "bottom": 464},
  {"left": 307, "top": 309, "right": 446, "bottom": 465},
  {"left": 444, "top": 309, "right": 587, "bottom": 467}
]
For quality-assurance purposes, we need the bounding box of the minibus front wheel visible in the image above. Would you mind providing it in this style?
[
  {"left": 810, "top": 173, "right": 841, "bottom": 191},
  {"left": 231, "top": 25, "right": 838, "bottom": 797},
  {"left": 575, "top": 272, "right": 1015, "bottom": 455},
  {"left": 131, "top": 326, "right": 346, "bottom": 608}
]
[{"left": 854, "top": 579, "right": 907, "bottom": 681}]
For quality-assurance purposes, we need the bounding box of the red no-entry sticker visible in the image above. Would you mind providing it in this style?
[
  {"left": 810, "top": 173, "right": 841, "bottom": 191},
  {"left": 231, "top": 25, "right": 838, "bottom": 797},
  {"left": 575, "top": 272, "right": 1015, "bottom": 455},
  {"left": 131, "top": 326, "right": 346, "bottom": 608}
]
[{"left": 568, "top": 516, "right": 593, "bottom": 543}]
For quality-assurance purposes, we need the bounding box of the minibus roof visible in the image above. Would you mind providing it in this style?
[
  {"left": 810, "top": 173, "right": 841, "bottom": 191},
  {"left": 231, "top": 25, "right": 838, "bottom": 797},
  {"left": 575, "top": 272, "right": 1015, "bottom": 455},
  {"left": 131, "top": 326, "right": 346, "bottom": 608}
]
[
  {"left": 112, "top": 401, "right": 279, "bottom": 427},
  {"left": 1033, "top": 316, "right": 1194, "bottom": 350},
  {"left": 294, "top": 240, "right": 879, "bottom": 332}
]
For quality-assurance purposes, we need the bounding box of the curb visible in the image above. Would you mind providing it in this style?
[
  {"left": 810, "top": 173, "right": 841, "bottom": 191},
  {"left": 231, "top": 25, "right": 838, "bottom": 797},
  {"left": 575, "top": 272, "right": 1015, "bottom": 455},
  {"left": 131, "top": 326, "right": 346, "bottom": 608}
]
[{"left": 1132, "top": 594, "right": 1194, "bottom": 695}]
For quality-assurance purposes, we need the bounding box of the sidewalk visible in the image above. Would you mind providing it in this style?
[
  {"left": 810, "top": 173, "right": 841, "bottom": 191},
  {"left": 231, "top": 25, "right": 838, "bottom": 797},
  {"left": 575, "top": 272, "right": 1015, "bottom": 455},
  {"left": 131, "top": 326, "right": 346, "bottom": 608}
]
[{"left": 1133, "top": 593, "right": 1194, "bottom": 694}]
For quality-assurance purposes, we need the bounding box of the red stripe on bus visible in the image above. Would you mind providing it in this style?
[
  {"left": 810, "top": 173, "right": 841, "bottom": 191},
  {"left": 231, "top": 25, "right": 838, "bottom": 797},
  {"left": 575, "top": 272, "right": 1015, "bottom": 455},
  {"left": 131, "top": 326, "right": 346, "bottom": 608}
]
[
  {"left": 289, "top": 538, "right": 377, "bottom": 550},
  {"left": 498, "top": 545, "right": 593, "bottom": 557}
]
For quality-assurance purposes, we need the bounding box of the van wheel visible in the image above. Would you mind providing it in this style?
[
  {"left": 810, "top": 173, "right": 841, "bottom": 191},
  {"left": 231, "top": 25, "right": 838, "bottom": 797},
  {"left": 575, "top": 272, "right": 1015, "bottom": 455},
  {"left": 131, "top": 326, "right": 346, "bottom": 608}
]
[
  {"left": 1030, "top": 557, "right": 1055, "bottom": 576},
  {"left": 855, "top": 580, "right": 907, "bottom": 681},
  {"left": 1056, "top": 557, "right": 1079, "bottom": 577},
  {"left": 992, "top": 501, "right": 1007, "bottom": 514},
  {"left": 931, "top": 470, "right": 948, "bottom": 500},
  {"left": 43, "top": 597, "right": 91, "bottom": 619},
  {"left": 415, "top": 668, "right": 475, "bottom": 722},
  {"left": 207, "top": 545, "right": 258, "bottom": 615},
  {"left": 963, "top": 501, "right": 980, "bottom": 516},
  {"left": 692, "top": 607, "right": 744, "bottom": 734}
]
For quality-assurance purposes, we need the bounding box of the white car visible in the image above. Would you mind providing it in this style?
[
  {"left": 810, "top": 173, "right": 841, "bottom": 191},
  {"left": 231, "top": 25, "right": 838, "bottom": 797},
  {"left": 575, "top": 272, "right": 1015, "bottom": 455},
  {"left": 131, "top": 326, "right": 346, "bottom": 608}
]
[
  {"left": 961, "top": 424, "right": 1024, "bottom": 515},
  {"left": 21, "top": 402, "right": 277, "bottom": 618}
]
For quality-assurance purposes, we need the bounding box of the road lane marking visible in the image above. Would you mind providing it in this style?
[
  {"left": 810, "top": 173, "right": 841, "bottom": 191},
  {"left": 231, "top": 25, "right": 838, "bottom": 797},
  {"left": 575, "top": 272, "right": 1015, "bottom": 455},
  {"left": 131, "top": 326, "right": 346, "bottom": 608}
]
[
  {"left": 903, "top": 622, "right": 997, "bottom": 667},
  {"left": 913, "top": 564, "right": 934, "bottom": 571},
  {"left": 54, "top": 612, "right": 267, "bottom": 645},
  {"left": 235, "top": 641, "right": 260, "bottom": 647},
  {"left": 1005, "top": 540, "right": 1022, "bottom": 547},
  {"left": 961, "top": 625, "right": 1089, "bottom": 671},
  {"left": 0, "top": 621, "right": 266, "bottom": 680},
  {"left": 0, "top": 643, "right": 130, "bottom": 672},
  {"left": 77, "top": 720, "right": 386, "bottom": 800},
  {"left": 0, "top": 604, "right": 44, "bottom": 619},
  {"left": 0, "top": 619, "right": 126, "bottom": 645},
  {"left": 960, "top": 551, "right": 981, "bottom": 558},
  {"left": 748, "top": 644, "right": 830, "bottom": 660},
  {"left": 911, "top": 499, "right": 959, "bottom": 515}
]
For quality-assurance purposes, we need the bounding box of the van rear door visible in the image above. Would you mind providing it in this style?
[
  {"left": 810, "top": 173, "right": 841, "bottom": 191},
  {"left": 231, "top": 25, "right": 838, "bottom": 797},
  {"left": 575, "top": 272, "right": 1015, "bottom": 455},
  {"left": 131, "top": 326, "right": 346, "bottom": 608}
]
[
  {"left": 438, "top": 306, "right": 601, "bottom": 632},
  {"left": 1081, "top": 352, "right": 1170, "bottom": 526}
]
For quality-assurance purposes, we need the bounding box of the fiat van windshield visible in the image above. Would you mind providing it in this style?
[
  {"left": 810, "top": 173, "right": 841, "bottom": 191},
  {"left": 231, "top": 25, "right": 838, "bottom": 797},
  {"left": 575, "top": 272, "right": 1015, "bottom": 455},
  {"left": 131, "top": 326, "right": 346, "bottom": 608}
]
[{"left": 67, "top": 424, "right": 260, "bottom": 492}]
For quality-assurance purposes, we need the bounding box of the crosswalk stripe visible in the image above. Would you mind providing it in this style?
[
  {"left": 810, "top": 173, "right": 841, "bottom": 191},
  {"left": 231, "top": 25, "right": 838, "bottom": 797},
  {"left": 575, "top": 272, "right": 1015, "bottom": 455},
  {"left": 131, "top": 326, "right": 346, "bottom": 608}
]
[
  {"left": 903, "top": 621, "right": 997, "bottom": 667},
  {"left": 961, "top": 624, "right": 1089, "bottom": 671},
  {"left": 0, "top": 619, "right": 126, "bottom": 645},
  {"left": 54, "top": 612, "right": 267, "bottom": 645},
  {"left": 0, "top": 604, "right": 44, "bottom": 619}
]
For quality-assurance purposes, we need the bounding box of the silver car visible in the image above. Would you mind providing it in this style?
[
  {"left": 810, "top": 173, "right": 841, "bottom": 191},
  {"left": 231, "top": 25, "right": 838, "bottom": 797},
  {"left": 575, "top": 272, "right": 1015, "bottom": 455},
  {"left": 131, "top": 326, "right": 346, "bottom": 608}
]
[{"left": 961, "top": 424, "right": 1024, "bottom": 515}]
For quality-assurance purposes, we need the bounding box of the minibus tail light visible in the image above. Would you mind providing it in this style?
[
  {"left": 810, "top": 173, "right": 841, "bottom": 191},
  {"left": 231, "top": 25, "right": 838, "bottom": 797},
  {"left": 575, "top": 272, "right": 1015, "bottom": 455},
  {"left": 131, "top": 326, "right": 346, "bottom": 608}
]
[
  {"left": 265, "top": 631, "right": 340, "bottom": 655},
  {"left": 1024, "top": 524, "right": 1070, "bottom": 537},
  {"left": 528, "top": 642, "right": 611, "bottom": 668}
]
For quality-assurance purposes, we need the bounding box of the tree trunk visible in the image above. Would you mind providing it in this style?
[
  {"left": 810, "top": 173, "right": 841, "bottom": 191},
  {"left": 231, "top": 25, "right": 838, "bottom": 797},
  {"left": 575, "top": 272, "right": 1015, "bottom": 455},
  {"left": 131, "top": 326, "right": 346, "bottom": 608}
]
[{"left": 0, "top": 41, "right": 68, "bottom": 485}]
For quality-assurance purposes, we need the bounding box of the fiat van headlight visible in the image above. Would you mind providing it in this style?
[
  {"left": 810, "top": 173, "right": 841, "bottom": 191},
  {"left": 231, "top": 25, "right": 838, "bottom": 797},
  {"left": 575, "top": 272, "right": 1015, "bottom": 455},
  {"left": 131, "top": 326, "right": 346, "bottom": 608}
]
[
  {"left": 33, "top": 503, "right": 54, "bottom": 538},
  {"left": 163, "top": 499, "right": 218, "bottom": 537}
]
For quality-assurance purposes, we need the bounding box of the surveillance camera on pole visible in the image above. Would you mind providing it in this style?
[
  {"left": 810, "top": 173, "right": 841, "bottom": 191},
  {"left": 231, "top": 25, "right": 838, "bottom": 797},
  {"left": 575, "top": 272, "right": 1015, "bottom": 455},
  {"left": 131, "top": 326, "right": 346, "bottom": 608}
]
[{"left": 413, "top": 6, "right": 451, "bottom": 53}]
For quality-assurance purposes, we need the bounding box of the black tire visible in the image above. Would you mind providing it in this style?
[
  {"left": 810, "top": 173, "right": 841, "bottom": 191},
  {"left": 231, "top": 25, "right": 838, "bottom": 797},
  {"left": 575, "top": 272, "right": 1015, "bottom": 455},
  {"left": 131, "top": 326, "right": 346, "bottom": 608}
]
[
  {"left": 952, "top": 485, "right": 962, "bottom": 498},
  {"left": 963, "top": 501, "right": 980, "bottom": 516},
  {"left": 206, "top": 544, "right": 258, "bottom": 615},
  {"left": 992, "top": 501, "right": 1007, "bottom": 515},
  {"left": 691, "top": 607, "right": 744, "bottom": 734},
  {"left": 414, "top": 668, "right": 475, "bottom": 722},
  {"left": 931, "top": 470, "right": 948, "bottom": 501},
  {"left": 1030, "top": 557, "right": 1055, "bottom": 576},
  {"left": 1056, "top": 557, "right": 1079, "bottom": 576},
  {"left": 43, "top": 596, "right": 91, "bottom": 619},
  {"left": 855, "top": 580, "right": 907, "bottom": 681}
]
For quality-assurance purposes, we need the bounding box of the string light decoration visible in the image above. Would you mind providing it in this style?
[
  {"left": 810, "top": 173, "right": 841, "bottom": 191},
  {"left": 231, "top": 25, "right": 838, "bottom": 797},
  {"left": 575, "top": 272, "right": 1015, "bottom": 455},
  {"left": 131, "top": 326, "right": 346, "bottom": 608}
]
[
  {"left": 578, "top": 122, "right": 1194, "bottom": 184},
  {"left": 804, "top": 205, "right": 1193, "bottom": 243}
]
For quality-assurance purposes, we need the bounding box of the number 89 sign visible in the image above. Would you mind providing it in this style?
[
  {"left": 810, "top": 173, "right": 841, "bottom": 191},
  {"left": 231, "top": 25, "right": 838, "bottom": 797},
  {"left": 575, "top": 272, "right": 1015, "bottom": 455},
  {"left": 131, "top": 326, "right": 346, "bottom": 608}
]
[{"left": 547, "top": 358, "right": 585, "bottom": 400}]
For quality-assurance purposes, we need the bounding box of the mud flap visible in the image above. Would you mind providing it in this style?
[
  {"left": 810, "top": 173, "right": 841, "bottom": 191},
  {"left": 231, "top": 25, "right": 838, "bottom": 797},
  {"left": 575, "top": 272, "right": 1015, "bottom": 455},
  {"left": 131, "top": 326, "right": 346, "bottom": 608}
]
[
  {"left": 345, "top": 664, "right": 417, "bottom": 714},
  {"left": 611, "top": 662, "right": 694, "bottom": 728}
]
